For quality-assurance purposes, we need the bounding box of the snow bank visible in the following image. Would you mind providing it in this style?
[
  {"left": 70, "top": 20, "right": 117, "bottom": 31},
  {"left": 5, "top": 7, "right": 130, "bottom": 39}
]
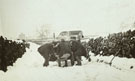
[{"left": 89, "top": 51, "right": 135, "bottom": 71}]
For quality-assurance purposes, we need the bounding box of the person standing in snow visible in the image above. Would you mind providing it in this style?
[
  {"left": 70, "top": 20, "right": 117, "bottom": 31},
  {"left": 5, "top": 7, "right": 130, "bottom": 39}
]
[
  {"left": 54, "top": 39, "right": 74, "bottom": 67},
  {"left": 38, "top": 43, "right": 57, "bottom": 66},
  {"left": 70, "top": 40, "right": 89, "bottom": 65}
]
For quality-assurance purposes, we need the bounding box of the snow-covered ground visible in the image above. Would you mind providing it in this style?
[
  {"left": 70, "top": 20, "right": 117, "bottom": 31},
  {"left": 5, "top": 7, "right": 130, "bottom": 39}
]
[{"left": 0, "top": 42, "right": 135, "bottom": 81}]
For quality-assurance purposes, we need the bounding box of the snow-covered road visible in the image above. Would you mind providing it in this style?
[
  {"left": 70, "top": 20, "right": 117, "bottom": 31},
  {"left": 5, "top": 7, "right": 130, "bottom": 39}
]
[{"left": 0, "top": 42, "right": 135, "bottom": 81}]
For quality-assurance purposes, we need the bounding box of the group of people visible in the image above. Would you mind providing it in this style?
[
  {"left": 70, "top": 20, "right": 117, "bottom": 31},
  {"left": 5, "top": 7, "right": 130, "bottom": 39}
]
[
  {"left": 0, "top": 36, "right": 27, "bottom": 72},
  {"left": 88, "top": 29, "right": 135, "bottom": 58},
  {"left": 38, "top": 29, "right": 135, "bottom": 67},
  {"left": 38, "top": 39, "right": 90, "bottom": 67}
]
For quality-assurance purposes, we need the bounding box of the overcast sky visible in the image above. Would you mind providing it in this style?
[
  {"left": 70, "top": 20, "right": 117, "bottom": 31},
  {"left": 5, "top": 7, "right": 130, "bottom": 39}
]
[{"left": 0, "top": 0, "right": 135, "bottom": 39}]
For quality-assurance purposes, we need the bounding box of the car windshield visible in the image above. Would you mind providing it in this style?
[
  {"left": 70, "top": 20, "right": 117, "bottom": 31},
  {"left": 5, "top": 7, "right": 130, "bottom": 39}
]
[
  {"left": 59, "top": 31, "right": 68, "bottom": 36},
  {"left": 69, "top": 31, "right": 82, "bottom": 35}
]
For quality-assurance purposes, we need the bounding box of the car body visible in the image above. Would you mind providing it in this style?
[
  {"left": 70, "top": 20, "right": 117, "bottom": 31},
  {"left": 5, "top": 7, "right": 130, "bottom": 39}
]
[{"left": 56, "top": 30, "right": 84, "bottom": 41}]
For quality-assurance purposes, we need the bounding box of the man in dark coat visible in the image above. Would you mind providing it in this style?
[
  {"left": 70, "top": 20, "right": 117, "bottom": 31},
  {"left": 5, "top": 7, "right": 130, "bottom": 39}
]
[
  {"left": 38, "top": 43, "right": 57, "bottom": 66},
  {"left": 70, "top": 40, "right": 88, "bottom": 65},
  {"left": 54, "top": 39, "right": 74, "bottom": 67}
]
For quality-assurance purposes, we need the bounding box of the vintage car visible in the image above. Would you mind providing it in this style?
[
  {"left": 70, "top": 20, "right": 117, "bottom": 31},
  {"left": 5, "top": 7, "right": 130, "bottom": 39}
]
[{"left": 56, "top": 30, "right": 84, "bottom": 41}]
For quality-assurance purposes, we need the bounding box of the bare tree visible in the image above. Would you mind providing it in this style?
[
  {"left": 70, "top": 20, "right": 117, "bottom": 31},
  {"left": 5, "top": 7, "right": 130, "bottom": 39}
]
[
  {"left": 36, "top": 24, "right": 51, "bottom": 40},
  {"left": 133, "top": 22, "right": 135, "bottom": 28},
  {"left": 120, "top": 17, "right": 135, "bottom": 30}
]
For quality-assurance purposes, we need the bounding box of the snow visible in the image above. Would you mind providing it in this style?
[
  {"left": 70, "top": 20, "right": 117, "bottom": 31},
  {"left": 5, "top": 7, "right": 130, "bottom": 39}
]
[{"left": 0, "top": 42, "right": 135, "bottom": 81}]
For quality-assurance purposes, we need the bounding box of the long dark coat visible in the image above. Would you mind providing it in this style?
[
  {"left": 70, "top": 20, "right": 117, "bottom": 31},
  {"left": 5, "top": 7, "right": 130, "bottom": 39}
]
[
  {"left": 71, "top": 40, "right": 87, "bottom": 57},
  {"left": 38, "top": 43, "right": 56, "bottom": 66},
  {"left": 54, "top": 41, "right": 74, "bottom": 66},
  {"left": 56, "top": 41, "right": 72, "bottom": 57}
]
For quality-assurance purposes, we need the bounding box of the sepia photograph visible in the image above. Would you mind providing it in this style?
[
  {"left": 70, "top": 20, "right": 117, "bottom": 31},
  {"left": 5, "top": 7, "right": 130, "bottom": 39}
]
[{"left": 0, "top": 0, "right": 135, "bottom": 81}]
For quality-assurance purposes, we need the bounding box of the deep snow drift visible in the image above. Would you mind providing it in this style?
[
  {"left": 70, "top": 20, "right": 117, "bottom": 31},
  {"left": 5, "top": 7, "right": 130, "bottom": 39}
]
[{"left": 0, "top": 42, "right": 135, "bottom": 81}]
